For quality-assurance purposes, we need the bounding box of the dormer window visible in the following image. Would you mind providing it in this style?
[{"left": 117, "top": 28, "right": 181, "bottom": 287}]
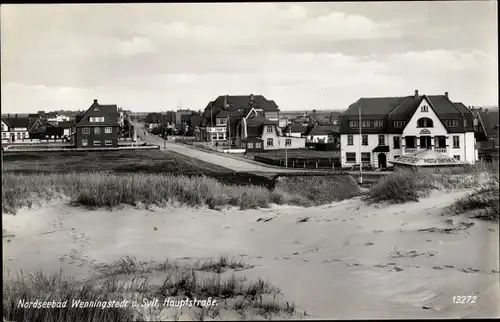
[
  {"left": 394, "top": 121, "right": 406, "bottom": 128},
  {"left": 421, "top": 105, "right": 429, "bottom": 112},
  {"left": 89, "top": 116, "right": 105, "bottom": 123}
]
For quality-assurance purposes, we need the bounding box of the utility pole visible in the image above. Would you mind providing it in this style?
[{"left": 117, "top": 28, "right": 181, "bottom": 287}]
[{"left": 358, "top": 105, "right": 363, "bottom": 184}]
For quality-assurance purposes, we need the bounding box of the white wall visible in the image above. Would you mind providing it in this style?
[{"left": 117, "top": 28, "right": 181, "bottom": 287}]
[
  {"left": 340, "top": 133, "right": 399, "bottom": 168},
  {"left": 403, "top": 98, "right": 448, "bottom": 137}
]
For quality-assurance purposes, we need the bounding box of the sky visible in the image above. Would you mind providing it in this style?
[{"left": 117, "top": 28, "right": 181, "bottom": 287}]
[{"left": 1, "top": 1, "right": 498, "bottom": 113}]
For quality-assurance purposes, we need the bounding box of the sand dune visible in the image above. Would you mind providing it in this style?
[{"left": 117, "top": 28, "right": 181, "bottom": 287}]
[{"left": 3, "top": 189, "right": 499, "bottom": 319}]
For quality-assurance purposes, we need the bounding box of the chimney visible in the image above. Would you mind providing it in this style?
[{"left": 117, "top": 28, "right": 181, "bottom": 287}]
[
  {"left": 444, "top": 92, "right": 449, "bottom": 99},
  {"left": 93, "top": 99, "right": 98, "bottom": 104},
  {"left": 15, "top": 114, "right": 18, "bottom": 118},
  {"left": 414, "top": 90, "right": 419, "bottom": 98},
  {"left": 224, "top": 95, "right": 228, "bottom": 110},
  {"left": 250, "top": 94, "right": 254, "bottom": 102}
]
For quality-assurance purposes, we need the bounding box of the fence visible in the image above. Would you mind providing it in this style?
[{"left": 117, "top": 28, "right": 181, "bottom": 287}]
[{"left": 254, "top": 156, "right": 341, "bottom": 169}]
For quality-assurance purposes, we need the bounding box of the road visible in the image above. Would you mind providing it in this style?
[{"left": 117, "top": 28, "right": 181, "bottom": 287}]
[{"left": 134, "top": 122, "right": 390, "bottom": 176}]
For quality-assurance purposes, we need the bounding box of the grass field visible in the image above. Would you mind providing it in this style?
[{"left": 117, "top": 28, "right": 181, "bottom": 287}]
[{"left": 2, "top": 150, "right": 232, "bottom": 175}]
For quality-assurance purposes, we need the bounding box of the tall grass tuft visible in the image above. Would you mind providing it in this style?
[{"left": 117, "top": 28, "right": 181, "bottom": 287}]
[
  {"left": 1, "top": 172, "right": 311, "bottom": 214},
  {"left": 449, "top": 174, "right": 499, "bottom": 220},
  {"left": 365, "top": 161, "right": 499, "bottom": 205},
  {"left": 3, "top": 257, "right": 297, "bottom": 321}
]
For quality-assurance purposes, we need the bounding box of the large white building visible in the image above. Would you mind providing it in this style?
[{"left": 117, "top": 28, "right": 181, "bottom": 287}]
[{"left": 339, "top": 90, "right": 477, "bottom": 168}]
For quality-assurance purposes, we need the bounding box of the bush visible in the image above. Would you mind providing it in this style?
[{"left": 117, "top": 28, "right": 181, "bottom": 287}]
[{"left": 364, "top": 170, "right": 433, "bottom": 204}]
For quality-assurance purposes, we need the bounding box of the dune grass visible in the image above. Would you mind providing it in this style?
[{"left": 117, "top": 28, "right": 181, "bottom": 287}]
[
  {"left": 448, "top": 174, "right": 499, "bottom": 221},
  {"left": 3, "top": 256, "right": 299, "bottom": 322},
  {"left": 364, "top": 162, "right": 499, "bottom": 207},
  {"left": 1, "top": 171, "right": 313, "bottom": 214}
]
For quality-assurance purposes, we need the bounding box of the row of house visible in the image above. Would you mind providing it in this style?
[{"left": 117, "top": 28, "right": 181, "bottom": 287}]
[
  {"left": 191, "top": 91, "right": 497, "bottom": 168},
  {"left": 1, "top": 99, "right": 132, "bottom": 148}
]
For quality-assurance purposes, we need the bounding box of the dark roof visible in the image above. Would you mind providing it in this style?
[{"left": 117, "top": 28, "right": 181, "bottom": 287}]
[
  {"left": 216, "top": 110, "right": 228, "bottom": 118},
  {"left": 341, "top": 93, "right": 472, "bottom": 134},
  {"left": 373, "top": 145, "right": 390, "bottom": 152},
  {"left": 284, "top": 122, "right": 306, "bottom": 134},
  {"left": 307, "top": 124, "right": 340, "bottom": 136},
  {"left": 478, "top": 109, "right": 499, "bottom": 137},
  {"left": 452, "top": 102, "right": 475, "bottom": 131},
  {"left": 189, "top": 115, "right": 202, "bottom": 127},
  {"left": 58, "top": 121, "right": 74, "bottom": 129},
  {"left": 2, "top": 117, "right": 30, "bottom": 128},
  {"left": 75, "top": 100, "right": 119, "bottom": 127},
  {"left": 343, "top": 97, "right": 407, "bottom": 116}
]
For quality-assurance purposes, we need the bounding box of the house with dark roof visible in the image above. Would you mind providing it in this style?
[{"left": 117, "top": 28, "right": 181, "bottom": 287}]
[
  {"left": 304, "top": 124, "right": 340, "bottom": 144},
  {"left": 283, "top": 122, "right": 306, "bottom": 138},
  {"left": 239, "top": 113, "right": 306, "bottom": 152},
  {"left": 1, "top": 114, "right": 30, "bottom": 142},
  {"left": 198, "top": 94, "right": 285, "bottom": 145},
  {"left": 474, "top": 107, "right": 499, "bottom": 151},
  {"left": 75, "top": 99, "right": 119, "bottom": 148},
  {"left": 340, "top": 90, "right": 477, "bottom": 169}
]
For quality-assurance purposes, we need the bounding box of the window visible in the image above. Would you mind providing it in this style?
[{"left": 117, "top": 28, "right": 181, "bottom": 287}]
[
  {"left": 105, "top": 127, "right": 113, "bottom": 134},
  {"left": 374, "top": 120, "right": 383, "bottom": 127},
  {"left": 361, "top": 120, "right": 371, "bottom": 128},
  {"left": 453, "top": 136, "right": 460, "bottom": 148},
  {"left": 94, "top": 140, "right": 101, "bottom": 146},
  {"left": 255, "top": 142, "right": 262, "bottom": 149},
  {"left": 82, "top": 127, "right": 90, "bottom": 134},
  {"left": 105, "top": 140, "right": 113, "bottom": 146},
  {"left": 453, "top": 155, "right": 460, "bottom": 160},
  {"left": 362, "top": 135, "right": 368, "bottom": 146},
  {"left": 212, "top": 134, "right": 217, "bottom": 140},
  {"left": 346, "top": 152, "right": 356, "bottom": 163},
  {"left": 445, "top": 120, "right": 459, "bottom": 127},
  {"left": 378, "top": 135, "right": 385, "bottom": 146},
  {"left": 417, "top": 117, "right": 434, "bottom": 128},
  {"left": 266, "top": 126, "right": 273, "bottom": 133},
  {"left": 285, "top": 138, "right": 291, "bottom": 146},
  {"left": 347, "top": 135, "right": 353, "bottom": 145},
  {"left": 217, "top": 133, "right": 224, "bottom": 140},
  {"left": 94, "top": 127, "right": 100, "bottom": 134},
  {"left": 266, "top": 138, "right": 273, "bottom": 146},
  {"left": 89, "top": 116, "right": 105, "bottom": 122},
  {"left": 82, "top": 139, "right": 88, "bottom": 147},
  {"left": 394, "top": 155, "right": 400, "bottom": 159},
  {"left": 216, "top": 118, "right": 227, "bottom": 126},
  {"left": 349, "top": 121, "right": 358, "bottom": 128},
  {"left": 17, "top": 133, "right": 21, "bottom": 139},
  {"left": 1, "top": 124, "right": 5, "bottom": 131},
  {"left": 435, "top": 136, "right": 446, "bottom": 148},
  {"left": 22, "top": 133, "right": 27, "bottom": 138},
  {"left": 247, "top": 142, "right": 254, "bottom": 149},
  {"left": 421, "top": 105, "right": 429, "bottom": 112},
  {"left": 393, "top": 136, "right": 400, "bottom": 149},
  {"left": 394, "top": 121, "right": 406, "bottom": 128},
  {"left": 2, "top": 133, "right": 6, "bottom": 138},
  {"left": 361, "top": 153, "right": 371, "bottom": 163}
]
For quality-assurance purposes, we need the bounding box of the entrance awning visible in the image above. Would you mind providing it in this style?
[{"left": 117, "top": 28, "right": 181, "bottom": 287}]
[{"left": 372, "top": 145, "right": 390, "bottom": 152}]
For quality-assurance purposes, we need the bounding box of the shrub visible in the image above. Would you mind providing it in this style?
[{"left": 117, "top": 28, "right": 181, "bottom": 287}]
[{"left": 364, "top": 170, "right": 436, "bottom": 204}]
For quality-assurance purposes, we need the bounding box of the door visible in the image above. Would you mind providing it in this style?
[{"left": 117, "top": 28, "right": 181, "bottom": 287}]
[
  {"left": 420, "top": 136, "right": 432, "bottom": 149},
  {"left": 10, "top": 133, "right": 15, "bottom": 142},
  {"left": 378, "top": 153, "right": 387, "bottom": 169}
]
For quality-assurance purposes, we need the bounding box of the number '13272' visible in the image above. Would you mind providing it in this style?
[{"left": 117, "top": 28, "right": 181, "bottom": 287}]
[{"left": 452, "top": 296, "right": 477, "bottom": 304}]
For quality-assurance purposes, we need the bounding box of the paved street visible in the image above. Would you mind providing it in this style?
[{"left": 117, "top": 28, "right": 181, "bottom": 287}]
[{"left": 134, "top": 122, "right": 391, "bottom": 176}]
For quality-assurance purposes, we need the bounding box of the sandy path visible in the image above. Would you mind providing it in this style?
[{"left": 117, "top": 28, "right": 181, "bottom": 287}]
[{"left": 3, "top": 190, "right": 499, "bottom": 319}]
